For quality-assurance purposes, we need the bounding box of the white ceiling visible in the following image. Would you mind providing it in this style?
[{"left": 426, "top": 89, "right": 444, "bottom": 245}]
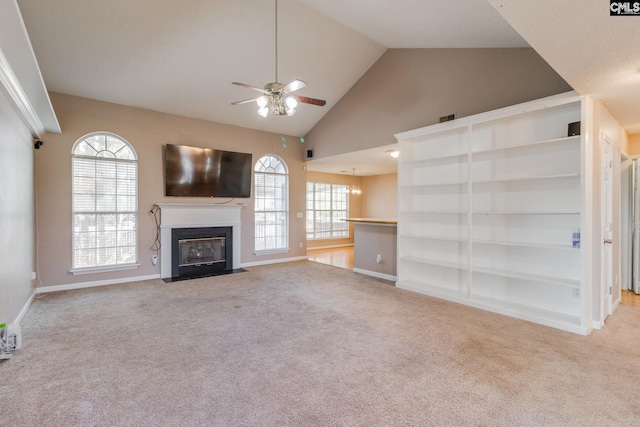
[{"left": 14, "top": 0, "right": 640, "bottom": 175}]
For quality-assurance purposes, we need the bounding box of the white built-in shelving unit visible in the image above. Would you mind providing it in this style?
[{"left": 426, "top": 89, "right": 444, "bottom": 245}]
[{"left": 395, "top": 92, "right": 589, "bottom": 334}]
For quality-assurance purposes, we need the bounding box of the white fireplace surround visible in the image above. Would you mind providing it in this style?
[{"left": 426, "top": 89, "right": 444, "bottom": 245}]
[{"left": 156, "top": 203, "right": 243, "bottom": 279}]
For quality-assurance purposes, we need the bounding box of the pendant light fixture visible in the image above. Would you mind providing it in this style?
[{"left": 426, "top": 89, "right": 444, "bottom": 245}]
[{"left": 346, "top": 168, "right": 362, "bottom": 195}]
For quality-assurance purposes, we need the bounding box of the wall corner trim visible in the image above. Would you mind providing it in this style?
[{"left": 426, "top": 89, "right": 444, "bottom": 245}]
[{"left": 0, "top": 48, "right": 45, "bottom": 136}]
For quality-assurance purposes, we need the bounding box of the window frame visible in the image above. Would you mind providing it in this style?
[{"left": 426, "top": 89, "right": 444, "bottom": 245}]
[
  {"left": 254, "top": 154, "right": 289, "bottom": 254},
  {"left": 70, "top": 131, "right": 139, "bottom": 274},
  {"left": 306, "top": 182, "right": 350, "bottom": 240}
]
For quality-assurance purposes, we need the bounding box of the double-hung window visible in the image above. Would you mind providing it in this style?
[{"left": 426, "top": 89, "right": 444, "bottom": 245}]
[
  {"left": 254, "top": 154, "right": 289, "bottom": 252},
  {"left": 306, "top": 182, "right": 349, "bottom": 239},
  {"left": 71, "top": 132, "right": 138, "bottom": 272}
]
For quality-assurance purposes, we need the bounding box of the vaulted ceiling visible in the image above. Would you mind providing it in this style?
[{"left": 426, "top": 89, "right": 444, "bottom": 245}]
[
  {"left": 16, "top": 0, "right": 527, "bottom": 138},
  {"left": 15, "top": 0, "right": 640, "bottom": 141}
]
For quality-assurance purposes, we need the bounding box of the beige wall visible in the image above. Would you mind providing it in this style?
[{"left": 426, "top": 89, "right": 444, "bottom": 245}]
[
  {"left": 37, "top": 93, "right": 307, "bottom": 287},
  {"left": 362, "top": 173, "right": 397, "bottom": 218},
  {"left": 627, "top": 134, "right": 640, "bottom": 155},
  {"left": 0, "top": 91, "right": 36, "bottom": 323},
  {"left": 306, "top": 171, "right": 362, "bottom": 249},
  {"left": 305, "top": 48, "right": 572, "bottom": 159}
]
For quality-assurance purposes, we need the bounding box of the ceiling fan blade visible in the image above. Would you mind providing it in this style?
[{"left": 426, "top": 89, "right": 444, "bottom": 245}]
[
  {"left": 231, "top": 98, "right": 258, "bottom": 105},
  {"left": 232, "top": 82, "right": 265, "bottom": 93},
  {"left": 293, "top": 95, "right": 326, "bottom": 107},
  {"left": 281, "top": 80, "right": 307, "bottom": 93}
]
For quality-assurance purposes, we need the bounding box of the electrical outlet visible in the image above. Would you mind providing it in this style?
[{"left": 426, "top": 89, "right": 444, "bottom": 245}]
[
  {"left": 152, "top": 255, "right": 158, "bottom": 265},
  {"left": 572, "top": 288, "right": 580, "bottom": 298}
]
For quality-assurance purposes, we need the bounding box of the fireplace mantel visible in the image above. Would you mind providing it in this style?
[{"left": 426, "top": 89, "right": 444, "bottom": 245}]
[{"left": 156, "top": 203, "right": 243, "bottom": 278}]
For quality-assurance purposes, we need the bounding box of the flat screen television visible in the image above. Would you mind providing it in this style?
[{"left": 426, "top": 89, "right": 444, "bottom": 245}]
[{"left": 165, "top": 144, "right": 252, "bottom": 198}]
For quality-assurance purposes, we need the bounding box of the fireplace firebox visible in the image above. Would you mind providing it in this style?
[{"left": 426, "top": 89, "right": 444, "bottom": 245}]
[{"left": 171, "top": 227, "right": 233, "bottom": 279}]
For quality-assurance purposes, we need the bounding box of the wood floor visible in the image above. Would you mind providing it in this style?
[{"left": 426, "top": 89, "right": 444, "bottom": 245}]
[
  {"left": 308, "top": 247, "right": 640, "bottom": 307},
  {"left": 307, "top": 246, "right": 354, "bottom": 270},
  {"left": 621, "top": 290, "right": 640, "bottom": 307}
]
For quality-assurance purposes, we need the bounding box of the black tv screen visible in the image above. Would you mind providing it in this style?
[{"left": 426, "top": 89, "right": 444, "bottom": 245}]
[{"left": 165, "top": 144, "right": 252, "bottom": 198}]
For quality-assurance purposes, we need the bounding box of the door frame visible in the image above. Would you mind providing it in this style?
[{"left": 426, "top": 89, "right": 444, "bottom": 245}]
[{"left": 600, "top": 133, "right": 614, "bottom": 322}]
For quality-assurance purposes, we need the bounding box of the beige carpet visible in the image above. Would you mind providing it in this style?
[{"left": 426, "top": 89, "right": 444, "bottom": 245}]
[{"left": 2, "top": 260, "right": 639, "bottom": 426}]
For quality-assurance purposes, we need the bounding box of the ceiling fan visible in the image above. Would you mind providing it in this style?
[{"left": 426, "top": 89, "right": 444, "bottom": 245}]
[{"left": 231, "top": 0, "right": 326, "bottom": 117}]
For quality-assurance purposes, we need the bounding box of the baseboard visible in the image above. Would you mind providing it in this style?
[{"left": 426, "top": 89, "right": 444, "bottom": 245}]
[
  {"left": 352, "top": 268, "right": 396, "bottom": 282},
  {"left": 35, "top": 274, "right": 161, "bottom": 294},
  {"left": 307, "top": 243, "right": 354, "bottom": 251},
  {"left": 241, "top": 256, "right": 308, "bottom": 268},
  {"left": 13, "top": 289, "right": 36, "bottom": 325},
  {"left": 592, "top": 319, "right": 603, "bottom": 330},
  {"left": 611, "top": 297, "right": 621, "bottom": 313}
]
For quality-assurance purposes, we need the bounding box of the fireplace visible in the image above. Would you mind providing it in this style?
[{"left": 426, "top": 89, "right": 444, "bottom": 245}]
[
  {"left": 157, "top": 203, "right": 244, "bottom": 280},
  {"left": 172, "top": 227, "right": 232, "bottom": 279}
]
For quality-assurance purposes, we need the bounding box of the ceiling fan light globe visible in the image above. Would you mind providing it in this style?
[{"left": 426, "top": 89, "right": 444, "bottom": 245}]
[
  {"left": 257, "top": 95, "right": 269, "bottom": 108},
  {"left": 286, "top": 108, "right": 296, "bottom": 117},
  {"left": 258, "top": 106, "right": 269, "bottom": 117},
  {"left": 285, "top": 96, "right": 297, "bottom": 109}
]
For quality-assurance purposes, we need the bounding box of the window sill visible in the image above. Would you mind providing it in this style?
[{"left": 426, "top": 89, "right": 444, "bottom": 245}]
[
  {"left": 307, "top": 237, "right": 350, "bottom": 241},
  {"left": 254, "top": 248, "right": 290, "bottom": 256},
  {"left": 70, "top": 263, "right": 140, "bottom": 275}
]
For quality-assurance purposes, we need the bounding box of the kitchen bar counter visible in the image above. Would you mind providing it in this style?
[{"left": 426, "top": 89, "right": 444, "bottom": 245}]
[
  {"left": 344, "top": 218, "right": 397, "bottom": 281},
  {"left": 344, "top": 218, "right": 397, "bottom": 225}
]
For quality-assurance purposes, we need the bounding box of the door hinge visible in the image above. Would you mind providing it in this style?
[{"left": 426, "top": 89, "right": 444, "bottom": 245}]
[{"left": 609, "top": 286, "right": 613, "bottom": 295}]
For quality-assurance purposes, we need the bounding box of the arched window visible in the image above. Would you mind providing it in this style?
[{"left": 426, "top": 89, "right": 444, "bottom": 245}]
[
  {"left": 254, "top": 155, "right": 288, "bottom": 252},
  {"left": 71, "top": 132, "right": 138, "bottom": 271}
]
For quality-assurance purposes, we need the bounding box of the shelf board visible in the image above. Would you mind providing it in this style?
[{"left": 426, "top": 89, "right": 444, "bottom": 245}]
[
  {"left": 471, "top": 135, "right": 580, "bottom": 160},
  {"left": 472, "top": 266, "right": 580, "bottom": 288},
  {"left": 401, "top": 256, "right": 467, "bottom": 270},
  {"left": 471, "top": 173, "right": 579, "bottom": 186},
  {"left": 401, "top": 173, "right": 579, "bottom": 190},
  {"left": 399, "top": 234, "right": 467, "bottom": 243},
  {"left": 402, "top": 152, "right": 467, "bottom": 167},
  {"left": 404, "top": 181, "right": 468, "bottom": 189},
  {"left": 472, "top": 239, "right": 577, "bottom": 250},
  {"left": 472, "top": 210, "right": 580, "bottom": 215},
  {"left": 396, "top": 280, "right": 468, "bottom": 300},
  {"left": 396, "top": 281, "right": 583, "bottom": 332},
  {"left": 470, "top": 295, "right": 581, "bottom": 327},
  {"left": 400, "top": 210, "right": 468, "bottom": 215}
]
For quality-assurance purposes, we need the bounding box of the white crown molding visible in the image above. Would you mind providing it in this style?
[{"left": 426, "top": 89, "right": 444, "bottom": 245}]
[{"left": 0, "top": 47, "right": 45, "bottom": 136}]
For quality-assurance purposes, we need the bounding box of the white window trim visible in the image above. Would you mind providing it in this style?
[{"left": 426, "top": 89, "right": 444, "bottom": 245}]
[
  {"left": 306, "top": 182, "right": 350, "bottom": 240},
  {"left": 254, "top": 155, "right": 289, "bottom": 252},
  {"left": 70, "top": 263, "right": 140, "bottom": 275},
  {"left": 253, "top": 248, "right": 291, "bottom": 256},
  {"left": 71, "top": 132, "right": 139, "bottom": 271}
]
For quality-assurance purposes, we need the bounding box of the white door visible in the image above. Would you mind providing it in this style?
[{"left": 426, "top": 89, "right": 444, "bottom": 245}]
[{"left": 601, "top": 134, "right": 614, "bottom": 320}]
